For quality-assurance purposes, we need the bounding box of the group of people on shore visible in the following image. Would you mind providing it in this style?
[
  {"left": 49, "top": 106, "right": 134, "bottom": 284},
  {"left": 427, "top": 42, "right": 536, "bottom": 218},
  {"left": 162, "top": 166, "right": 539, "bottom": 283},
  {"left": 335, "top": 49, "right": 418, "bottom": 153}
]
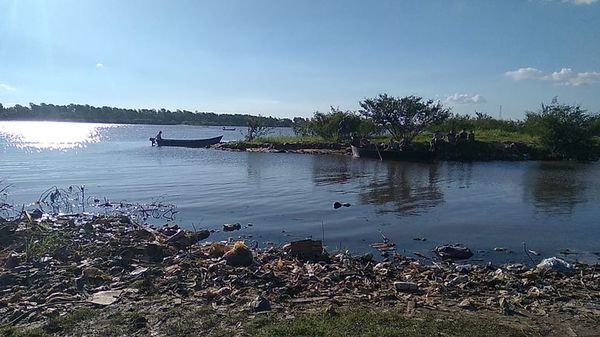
[{"left": 430, "top": 129, "right": 475, "bottom": 151}]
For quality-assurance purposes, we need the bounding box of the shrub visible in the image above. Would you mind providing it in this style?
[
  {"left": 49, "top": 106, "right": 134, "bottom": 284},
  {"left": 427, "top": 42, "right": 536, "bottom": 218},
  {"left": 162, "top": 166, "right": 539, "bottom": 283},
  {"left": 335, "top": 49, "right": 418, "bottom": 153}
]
[{"left": 524, "top": 99, "right": 597, "bottom": 160}]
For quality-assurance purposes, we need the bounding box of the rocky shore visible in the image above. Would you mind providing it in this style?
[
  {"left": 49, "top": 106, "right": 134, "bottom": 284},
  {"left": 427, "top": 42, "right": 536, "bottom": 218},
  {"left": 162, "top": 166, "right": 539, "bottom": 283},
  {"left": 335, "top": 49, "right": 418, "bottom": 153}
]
[{"left": 1, "top": 213, "right": 599, "bottom": 336}]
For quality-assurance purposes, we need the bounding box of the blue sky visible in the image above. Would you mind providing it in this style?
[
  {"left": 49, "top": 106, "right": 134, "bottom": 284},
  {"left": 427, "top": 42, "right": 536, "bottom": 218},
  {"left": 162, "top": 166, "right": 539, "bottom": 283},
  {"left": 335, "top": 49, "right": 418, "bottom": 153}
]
[{"left": 1, "top": 0, "right": 599, "bottom": 119}]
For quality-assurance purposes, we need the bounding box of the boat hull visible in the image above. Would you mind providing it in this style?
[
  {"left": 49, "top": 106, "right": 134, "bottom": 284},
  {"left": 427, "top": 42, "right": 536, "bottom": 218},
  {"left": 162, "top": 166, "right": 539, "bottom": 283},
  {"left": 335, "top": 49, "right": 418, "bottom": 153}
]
[
  {"left": 154, "top": 135, "right": 223, "bottom": 148},
  {"left": 351, "top": 145, "right": 435, "bottom": 162}
]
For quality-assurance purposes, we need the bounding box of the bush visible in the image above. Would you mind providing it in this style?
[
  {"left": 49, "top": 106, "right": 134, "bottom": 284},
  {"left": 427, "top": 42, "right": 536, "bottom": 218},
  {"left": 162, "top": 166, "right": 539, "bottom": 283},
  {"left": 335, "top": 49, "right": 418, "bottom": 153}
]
[
  {"left": 432, "top": 112, "right": 523, "bottom": 133},
  {"left": 292, "top": 108, "right": 377, "bottom": 141},
  {"left": 524, "top": 100, "right": 597, "bottom": 160}
]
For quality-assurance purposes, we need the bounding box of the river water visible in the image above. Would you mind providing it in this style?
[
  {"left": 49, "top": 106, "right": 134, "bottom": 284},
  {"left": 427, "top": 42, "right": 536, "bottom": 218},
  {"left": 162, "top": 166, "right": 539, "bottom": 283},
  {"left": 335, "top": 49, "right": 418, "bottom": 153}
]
[{"left": 1, "top": 121, "right": 599, "bottom": 264}]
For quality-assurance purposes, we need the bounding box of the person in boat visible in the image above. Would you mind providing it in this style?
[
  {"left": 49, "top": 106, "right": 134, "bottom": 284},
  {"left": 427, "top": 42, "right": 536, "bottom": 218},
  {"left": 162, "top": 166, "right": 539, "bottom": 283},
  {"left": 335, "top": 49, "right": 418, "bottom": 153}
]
[
  {"left": 468, "top": 130, "right": 475, "bottom": 142},
  {"left": 152, "top": 131, "right": 163, "bottom": 146}
]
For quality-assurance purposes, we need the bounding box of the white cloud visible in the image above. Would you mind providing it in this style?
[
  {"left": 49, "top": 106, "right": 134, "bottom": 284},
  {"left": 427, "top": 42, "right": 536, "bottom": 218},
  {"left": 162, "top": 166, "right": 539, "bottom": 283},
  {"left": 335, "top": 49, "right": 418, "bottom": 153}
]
[
  {"left": 0, "top": 83, "right": 16, "bottom": 91},
  {"left": 563, "top": 0, "right": 598, "bottom": 4},
  {"left": 445, "top": 93, "right": 486, "bottom": 105},
  {"left": 504, "top": 67, "right": 544, "bottom": 80},
  {"left": 506, "top": 67, "right": 600, "bottom": 86},
  {"left": 96, "top": 63, "right": 104, "bottom": 68}
]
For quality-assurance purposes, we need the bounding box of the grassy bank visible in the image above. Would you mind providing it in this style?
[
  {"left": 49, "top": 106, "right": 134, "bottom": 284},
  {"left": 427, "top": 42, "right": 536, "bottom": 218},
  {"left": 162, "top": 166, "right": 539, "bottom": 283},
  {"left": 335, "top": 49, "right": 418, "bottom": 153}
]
[
  {"left": 239, "top": 129, "right": 540, "bottom": 146},
  {"left": 1, "top": 304, "right": 554, "bottom": 337}
]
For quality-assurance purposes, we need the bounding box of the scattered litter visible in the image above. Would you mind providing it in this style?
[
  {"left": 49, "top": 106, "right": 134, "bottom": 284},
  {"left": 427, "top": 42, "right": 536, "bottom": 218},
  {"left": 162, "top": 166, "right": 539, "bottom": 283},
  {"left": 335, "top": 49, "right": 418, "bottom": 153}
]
[{"left": 536, "top": 257, "right": 574, "bottom": 274}]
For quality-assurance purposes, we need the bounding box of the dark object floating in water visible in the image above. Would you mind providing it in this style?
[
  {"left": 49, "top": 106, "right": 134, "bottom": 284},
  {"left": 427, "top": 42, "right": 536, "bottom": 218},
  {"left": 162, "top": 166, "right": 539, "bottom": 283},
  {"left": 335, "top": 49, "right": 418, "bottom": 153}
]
[
  {"left": 222, "top": 127, "right": 236, "bottom": 131},
  {"left": 434, "top": 244, "right": 474, "bottom": 260},
  {"left": 351, "top": 145, "right": 435, "bottom": 162},
  {"left": 333, "top": 201, "right": 351, "bottom": 209},
  {"left": 149, "top": 135, "right": 223, "bottom": 148}
]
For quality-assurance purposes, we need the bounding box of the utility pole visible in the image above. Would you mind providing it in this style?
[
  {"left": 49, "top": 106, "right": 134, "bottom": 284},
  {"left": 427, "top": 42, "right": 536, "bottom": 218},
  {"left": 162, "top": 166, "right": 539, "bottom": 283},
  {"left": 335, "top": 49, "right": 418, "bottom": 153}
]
[{"left": 499, "top": 105, "right": 502, "bottom": 120}]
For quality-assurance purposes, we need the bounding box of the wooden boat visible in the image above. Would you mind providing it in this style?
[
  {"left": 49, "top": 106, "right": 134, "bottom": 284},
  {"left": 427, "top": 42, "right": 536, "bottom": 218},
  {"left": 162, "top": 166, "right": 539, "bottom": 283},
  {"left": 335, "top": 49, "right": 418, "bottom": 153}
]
[
  {"left": 222, "top": 127, "right": 236, "bottom": 131},
  {"left": 351, "top": 145, "right": 435, "bottom": 162},
  {"left": 150, "top": 135, "right": 223, "bottom": 148}
]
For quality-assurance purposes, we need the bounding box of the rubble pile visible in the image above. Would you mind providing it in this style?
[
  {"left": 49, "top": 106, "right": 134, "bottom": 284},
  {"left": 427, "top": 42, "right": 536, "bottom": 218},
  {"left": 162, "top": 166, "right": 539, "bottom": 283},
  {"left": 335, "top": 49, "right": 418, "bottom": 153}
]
[{"left": 1, "top": 213, "right": 599, "bottom": 328}]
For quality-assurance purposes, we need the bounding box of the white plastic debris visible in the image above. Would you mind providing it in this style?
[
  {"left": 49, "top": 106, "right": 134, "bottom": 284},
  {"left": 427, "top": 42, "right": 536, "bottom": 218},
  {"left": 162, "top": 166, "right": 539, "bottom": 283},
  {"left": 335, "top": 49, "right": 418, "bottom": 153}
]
[{"left": 536, "top": 257, "right": 574, "bottom": 273}]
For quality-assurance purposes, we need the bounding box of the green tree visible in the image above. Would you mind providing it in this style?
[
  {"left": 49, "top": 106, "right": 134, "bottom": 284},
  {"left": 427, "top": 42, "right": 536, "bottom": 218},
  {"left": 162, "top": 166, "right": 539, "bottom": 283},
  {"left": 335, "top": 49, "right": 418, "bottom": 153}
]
[
  {"left": 359, "top": 94, "right": 450, "bottom": 142},
  {"left": 245, "top": 115, "right": 273, "bottom": 141},
  {"left": 524, "top": 99, "right": 596, "bottom": 160}
]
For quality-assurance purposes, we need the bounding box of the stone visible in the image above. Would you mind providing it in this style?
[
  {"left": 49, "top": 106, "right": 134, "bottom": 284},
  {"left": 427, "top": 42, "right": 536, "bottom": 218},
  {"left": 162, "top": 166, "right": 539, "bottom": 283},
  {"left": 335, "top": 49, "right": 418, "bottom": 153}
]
[
  {"left": 223, "top": 241, "right": 253, "bottom": 267},
  {"left": 88, "top": 290, "right": 123, "bottom": 306},
  {"left": 252, "top": 295, "right": 271, "bottom": 312},
  {"left": 394, "top": 281, "right": 418, "bottom": 292},
  {"left": 223, "top": 223, "right": 241, "bottom": 232},
  {"left": 434, "top": 245, "right": 473, "bottom": 260}
]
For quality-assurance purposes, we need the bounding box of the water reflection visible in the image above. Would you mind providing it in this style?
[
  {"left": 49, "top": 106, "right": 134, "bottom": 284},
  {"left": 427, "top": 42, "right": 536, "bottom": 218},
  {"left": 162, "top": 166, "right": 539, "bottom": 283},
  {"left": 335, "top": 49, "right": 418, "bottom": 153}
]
[
  {"left": 0, "top": 121, "right": 113, "bottom": 149},
  {"left": 523, "top": 162, "right": 588, "bottom": 215},
  {"left": 311, "top": 155, "right": 355, "bottom": 186},
  {"left": 359, "top": 162, "right": 444, "bottom": 215}
]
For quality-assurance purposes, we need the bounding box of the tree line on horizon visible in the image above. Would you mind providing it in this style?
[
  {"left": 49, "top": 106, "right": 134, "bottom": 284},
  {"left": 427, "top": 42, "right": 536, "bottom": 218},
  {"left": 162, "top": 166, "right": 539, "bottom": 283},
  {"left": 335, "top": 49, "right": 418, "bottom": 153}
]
[{"left": 0, "top": 102, "right": 293, "bottom": 127}]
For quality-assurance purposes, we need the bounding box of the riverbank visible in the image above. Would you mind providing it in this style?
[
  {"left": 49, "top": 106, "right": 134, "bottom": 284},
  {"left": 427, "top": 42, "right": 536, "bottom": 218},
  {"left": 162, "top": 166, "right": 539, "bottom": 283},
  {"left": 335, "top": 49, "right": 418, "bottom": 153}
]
[
  {"left": 214, "top": 137, "right": 550, "bottom": 161},
  {"left": 1, "top": 213, "right": 599, "bottom": 336}
]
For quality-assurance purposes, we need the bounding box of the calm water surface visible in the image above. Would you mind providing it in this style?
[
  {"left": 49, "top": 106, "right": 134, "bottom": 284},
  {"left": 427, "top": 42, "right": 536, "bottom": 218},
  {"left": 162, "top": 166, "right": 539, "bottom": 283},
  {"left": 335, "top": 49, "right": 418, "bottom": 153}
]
[{"left": 1, "top": 121, "right": 599, "bottom": 264}]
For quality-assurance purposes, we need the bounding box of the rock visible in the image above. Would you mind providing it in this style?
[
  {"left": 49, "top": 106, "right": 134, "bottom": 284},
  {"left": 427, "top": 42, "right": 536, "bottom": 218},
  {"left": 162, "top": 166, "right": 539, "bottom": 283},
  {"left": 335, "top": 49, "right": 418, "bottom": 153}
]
[
  {"left": 458, "top": 298, "right": 477, "bottom": 310},
  {"left": 536, "top": 257, "right": 574, "bottom": 274},
  {"left": 223, "top": 223, "right": 241, "bottom": 232},
  {"left": 166, "top": 229, "right": 210, "bottom": 249},
  {"left": 446, "top": 275, "right": 469, "bottom": 287},
  {"left": 394, "top": 281, "right": 418, "bottom": 292},
  {"left": 88, "top": 290, "right": 123, "bottom": 305},
  {"left": 283, "top": 239, "right": 326, "bottom": 261},
  {"left": 252, "top": 295, "right": 271, "bottom": 312},
  {"left": 5, "top": 252, "right": 24, "bottom": 268},
  {"left": 434, "top": 245, "right": 473, "bottom": 260},
  {"left": 333, "top": 201, "right": 351, "bottom": 209},
  {"left": 30, "top": 209, "right": 43, "bottom": 219},
  {"left": 223, "top": 241, "right": 253, "bottom": 267}
]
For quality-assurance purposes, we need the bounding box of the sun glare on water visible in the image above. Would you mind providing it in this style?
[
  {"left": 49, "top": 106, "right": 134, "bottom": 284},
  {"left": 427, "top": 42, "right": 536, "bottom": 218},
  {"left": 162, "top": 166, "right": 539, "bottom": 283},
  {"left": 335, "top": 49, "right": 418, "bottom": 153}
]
[{"left": 0, "top": 121, "right": 113, "bottom": 150}]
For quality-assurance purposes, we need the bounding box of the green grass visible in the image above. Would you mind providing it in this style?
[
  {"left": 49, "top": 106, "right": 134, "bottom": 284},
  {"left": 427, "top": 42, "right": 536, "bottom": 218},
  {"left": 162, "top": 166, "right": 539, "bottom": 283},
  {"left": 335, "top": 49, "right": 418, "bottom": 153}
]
[
  {"left": 471, "top": 129, "right": 538, "bottom": 144},
  {"left": 1, "top": 303, "right": 548, "bottom": 337},
  {"left": 254, "top": 308, "right": 539, "bottom": 337},
  {"left": 43, "top": 308, "right": 97, "bottom": 335},
  {"left": 0, "top": 309, "right": 97, "bottom": 337},
  {"left": 249, "top": 135, "right": 329, "bottom": 144},
  {"left": 242, "top": 129, "right": 539, "bottom": 146}
]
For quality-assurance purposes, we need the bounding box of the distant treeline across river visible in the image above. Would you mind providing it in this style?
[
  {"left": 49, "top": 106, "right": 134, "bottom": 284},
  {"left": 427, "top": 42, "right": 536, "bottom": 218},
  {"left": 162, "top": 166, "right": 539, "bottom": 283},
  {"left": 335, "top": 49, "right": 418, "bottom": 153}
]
[{"left": 0, "top": 102, "right": 292, "bottom": 127}]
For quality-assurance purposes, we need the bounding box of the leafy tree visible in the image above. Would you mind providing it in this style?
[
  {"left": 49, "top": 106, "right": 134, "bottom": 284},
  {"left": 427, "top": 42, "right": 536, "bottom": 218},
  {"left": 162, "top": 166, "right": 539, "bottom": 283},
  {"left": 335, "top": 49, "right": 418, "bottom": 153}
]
[
  {"left": 524, "top": 99, "right": 596, "bottom": 160},
  {"left": 245, "top": 115, "right": 273, "bottom": 141},
  {"left": 359, "top": 94, "right": 450, "bottom": 142}
]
